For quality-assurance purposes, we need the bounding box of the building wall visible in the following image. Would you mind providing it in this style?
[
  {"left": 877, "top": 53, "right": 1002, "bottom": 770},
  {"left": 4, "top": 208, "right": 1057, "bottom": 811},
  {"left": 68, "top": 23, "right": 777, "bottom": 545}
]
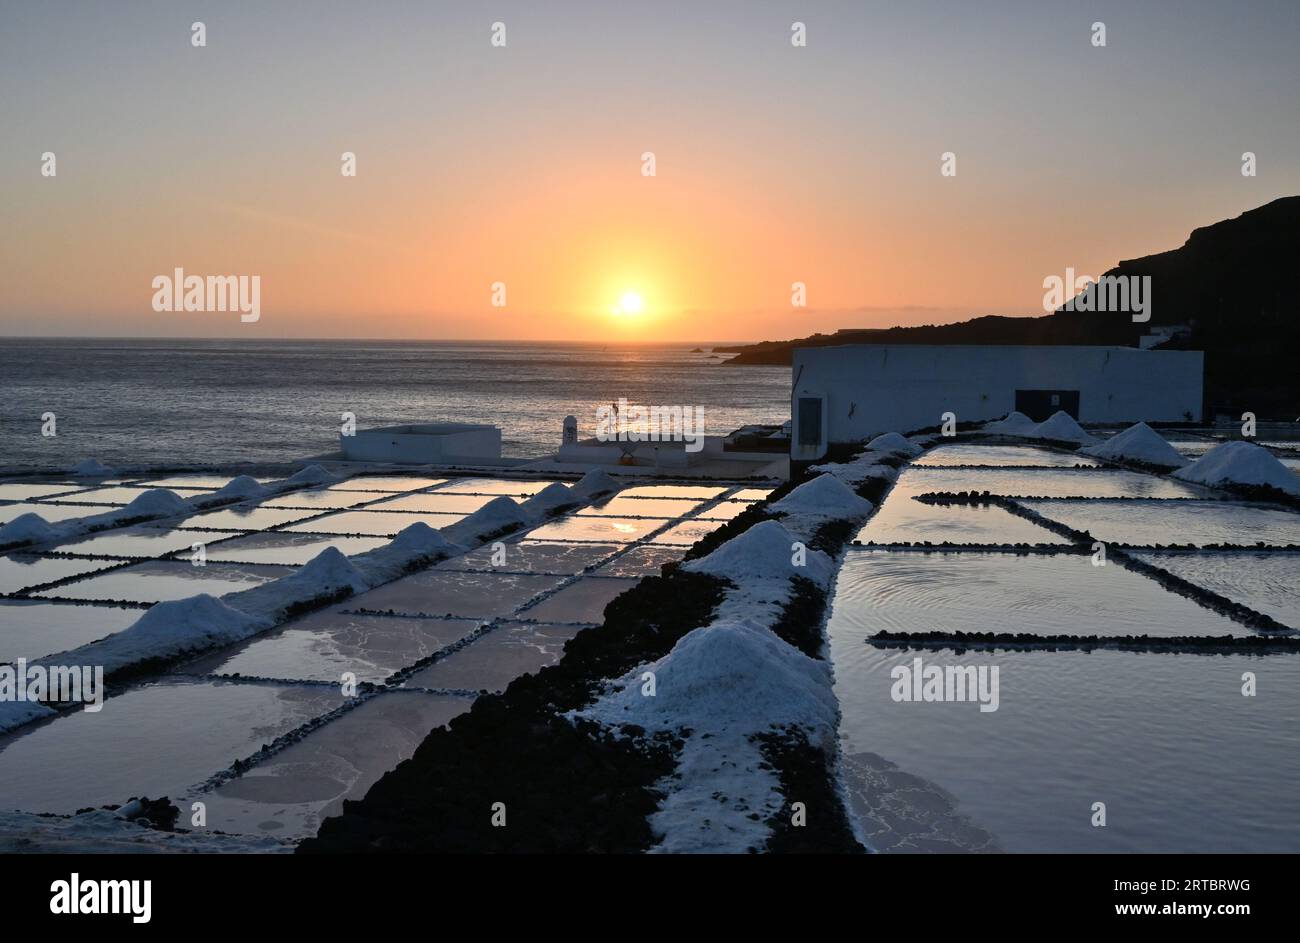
[
  {"left": 791, "top": 344, "right": 1203, "bottom": 455},
  {"left": 341, "top": 424, "right": 501, "bottom": 463}
]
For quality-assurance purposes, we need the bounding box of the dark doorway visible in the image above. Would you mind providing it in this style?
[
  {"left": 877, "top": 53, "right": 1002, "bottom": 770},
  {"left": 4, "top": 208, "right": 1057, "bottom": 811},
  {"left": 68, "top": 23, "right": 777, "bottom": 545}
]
[
  {"left": 1015, "top": 389, "right": 1080, "bottom": 422},
  {"left": 796, "top": 396, "right": 823, "bottom": 447}
]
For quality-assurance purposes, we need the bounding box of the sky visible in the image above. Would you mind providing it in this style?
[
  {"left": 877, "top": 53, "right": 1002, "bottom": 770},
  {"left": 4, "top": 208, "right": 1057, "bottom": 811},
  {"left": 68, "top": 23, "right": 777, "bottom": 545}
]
[{"left": 1, "top": 0, "right": 1297, "bottom": 342}]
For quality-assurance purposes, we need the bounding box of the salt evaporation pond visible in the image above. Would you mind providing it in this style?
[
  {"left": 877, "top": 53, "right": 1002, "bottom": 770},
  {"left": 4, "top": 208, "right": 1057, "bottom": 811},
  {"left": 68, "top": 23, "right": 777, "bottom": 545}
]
[
  {"left": 195, "top": 691, "right": 473, "bottom": 840},
  {"left": 0, "top": 555, "right": 126, "bottom": 595},
  {"left": 437, "top": 539, "right": 620, "bottom": 575},
  {"left": 832, "top": 550, "right": 1255, "bottom": 638},
  {"left": 855, "top": 494, "right": 1067, "bottom": 546},
  {"left": 260, "top": 490, "right": 382, "bottom": 510},
  {"left": 349, "top": 569, "right": 565, "bottom": 619},
  {"left": 283, "top": 510, "right": 464, "bottom": 536},
  {"left": 1131, "top": 551, "right": 1300, "bottom": 630},
  {"left": 915, "top": 444, "right": 1102, "bottom": 468},
  {"left": 0, "top": 502, "right": 108, "bottom": 525},
  {"left": 53, "top": 526, "right": 243, "bottom": 559},
  {"left": 528, "top": 514, "right": 663, "bottom": 543},
  {"left": 176, "top": 506, "right": 319, "bottom": 531},
  {"left": 203, "top": 532, "right": 389, "bottom": 565},
  {"left": 827, "top": 641, "right": 1300, "bottom": 852},
  {"left": 899, "top": 466, "right": 1210, "bottom": 499},
  {"left": 0, "top": 483, "right": 89, "bottom": 501},
  {"left": 364, "top": 492, "right": 499, "bottom": 514},
  {"left": 577, "top": 496, "right": 706, "bottom": 518},
  {"left": 0, "top": 680, "right": 341, "bottom": 814},
  {"left": 0, "top": 600, "right": 142, "bottom": 663},
  {"left": 179, "top": 607, "right": 481, "bottom": 684},
  {"left": 401, "top": 621, "right": 584, "bottom": 692},
  {"left": 34, "top": 559, "right": 287, "bottom": 604},
  {"left": 1019, "top": 499, "right": 1300, "bottom": 547}
]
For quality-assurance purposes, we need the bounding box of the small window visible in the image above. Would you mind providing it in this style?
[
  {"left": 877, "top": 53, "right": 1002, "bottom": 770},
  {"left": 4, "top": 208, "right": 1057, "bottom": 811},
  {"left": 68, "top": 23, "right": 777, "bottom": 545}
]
[{"left": 797, "top": 397, "right": 823, "bottom": 447}]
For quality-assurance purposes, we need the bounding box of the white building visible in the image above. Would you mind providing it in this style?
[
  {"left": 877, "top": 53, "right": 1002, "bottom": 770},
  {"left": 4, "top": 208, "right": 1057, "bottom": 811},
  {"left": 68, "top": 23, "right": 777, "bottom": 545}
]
[
  {"left": 790, "top": 344, "right": 1203, "bottom": 461},
  {"left": 340, "top": 423, "right": 501, "bottom": 464}
]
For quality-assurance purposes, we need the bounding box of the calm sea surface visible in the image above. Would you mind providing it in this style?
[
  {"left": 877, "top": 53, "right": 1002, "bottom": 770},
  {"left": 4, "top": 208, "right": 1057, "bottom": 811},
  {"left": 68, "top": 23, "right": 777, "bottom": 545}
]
[{"left": 0, "top": 339, "right": 789, "bottom": 468}]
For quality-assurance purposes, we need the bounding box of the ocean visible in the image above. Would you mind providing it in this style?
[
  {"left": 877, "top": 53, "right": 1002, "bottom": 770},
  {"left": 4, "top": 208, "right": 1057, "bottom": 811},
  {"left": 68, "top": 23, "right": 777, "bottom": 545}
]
[{"left": 0, "top": 339, "right": 790, "bottom": 469}]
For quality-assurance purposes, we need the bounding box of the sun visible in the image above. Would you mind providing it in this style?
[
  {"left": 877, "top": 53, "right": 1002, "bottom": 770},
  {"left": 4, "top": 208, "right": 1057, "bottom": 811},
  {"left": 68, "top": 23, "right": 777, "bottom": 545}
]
[{"left": 612, "top": 291, "right": 644, "bottom": 316}]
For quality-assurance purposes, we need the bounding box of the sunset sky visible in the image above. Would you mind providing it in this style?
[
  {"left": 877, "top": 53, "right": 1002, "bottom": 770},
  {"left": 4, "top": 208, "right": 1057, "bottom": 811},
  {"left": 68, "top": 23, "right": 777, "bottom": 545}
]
[{"left": 1, "top": 0, "right": 1297, "bottom": 342}]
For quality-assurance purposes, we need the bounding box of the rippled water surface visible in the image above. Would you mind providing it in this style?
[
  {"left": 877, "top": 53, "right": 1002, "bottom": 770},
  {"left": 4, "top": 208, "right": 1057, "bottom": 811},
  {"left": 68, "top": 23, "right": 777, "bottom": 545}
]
[
  {"left": 1, "top": 340, "right": 788, "bottom": 467},
  {"left": 828, "top": 645, "right": 1300, "bottom": 852},
  {"left": 1019, "top": 499, "right": 1300, "bottom": 547},
  {"left": 831, "top": 549, "right": 1254, "bottom": 638}
]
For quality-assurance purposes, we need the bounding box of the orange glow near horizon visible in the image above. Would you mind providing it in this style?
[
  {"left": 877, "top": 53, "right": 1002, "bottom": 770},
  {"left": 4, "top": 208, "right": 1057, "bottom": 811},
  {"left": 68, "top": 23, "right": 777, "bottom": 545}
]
[{"left": 4, "top": 4, "right": 1297, "bottom": 343}]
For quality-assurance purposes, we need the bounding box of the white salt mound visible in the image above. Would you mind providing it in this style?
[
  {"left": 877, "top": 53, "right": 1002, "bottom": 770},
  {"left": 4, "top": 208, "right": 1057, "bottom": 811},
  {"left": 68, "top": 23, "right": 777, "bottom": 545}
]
[
  {"left": 68, "top": 458, "right": 114, "bottom": 477},
  {"left": 447, "top": 495, "right": 528, "bottom": 542},
  {"left": 770, "top": 473, "right": 873, "bottom": 519},
  {"left": 121, "top": 489, "right": 191, "bottom": 517},
  {"left": 384, "top": 521, "right": 456, "bottom": 558},
  {"left": 1173, "top": 441, "right": 1300, "bottom": 495},
  {"left": 521, "top": 481, "right": 577, "bottom": 517},
  {"left": 578, "top": 619, "right": 837, "bottom": 738},
  {"left": 684, "top": 519, "right": 832, "bottom": 585},
  {"left": 865, "top": 432, "right": 922, "bottom": 457},
  {"left": 290, "top": 546, "right": 370, "bottom": 594},
  {"left": 283, "top": 464, "right": 339, "bottom": 487},
  {"left": 982, "top": 411, "right": 1037, "bottom": 435},
  {"left": 0, "top": 512, "right": 61, "bottom": 547},
  {"left": 207, "top": 475, "right": 268, "bottom": 502},
  {"left": 1029, "top": 411, "right": 1095, "bottom": 444},
  {"left": 75, "top": 594, "right": 269, "bottom": 668},
  {"left": 572, "top": 469, "right": 619, "bottom": 498},
  {"left": 1081, "top": 422, "right": 1188, "bottom": 468}
]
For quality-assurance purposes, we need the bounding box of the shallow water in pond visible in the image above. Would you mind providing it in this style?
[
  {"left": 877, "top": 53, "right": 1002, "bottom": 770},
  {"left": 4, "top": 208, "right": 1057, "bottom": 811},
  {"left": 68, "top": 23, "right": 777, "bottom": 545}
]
[
  {"left": 50, "top": 526, "right": 243, "bottom": 559},
  {"left": 434, "top": 478, "right": 556, "bottom": 495},
  {"left": 0, "top": 502, "right": 107, "bottom": 525},
  {"left": 517, "top": 576, "right": 637, "bottom": 624},
  {"left": 855, "top": 495, "right": 1067, "bottom": 546},
  {"left": 362, "top": 492, "right": 497, "bottom": 514},
  {"left": 0, "top": 600, "right": 142, "bottom": 663},
  {"left": 915, "top": 444, "right": 1102, "bottom": 468},
  {"left": 0, "top": 679, "right": 341, "bottom": 813},
  {"left": 1019, "top": 499, "right": 1300, "bottom": 547},
  {"left": 899, "top": 466, "right": 1210, "bottom": 499},
  {"left": 196, "top": 692, "right": 473, "bottom": 839},
  {"left": 326, "top": 476, "right": 446, "bottom": 493},
  {"left": 260, "top": 490, "right": 381, "bottom": 510},
  {"left": 401, "top": 621, "right": 584, "bottom": 693},
  {"left": 577, "top": 496, "right": 704, "bottom": 518},
  {"left": 181, "top": 607, "right": 479, "bottom": 683},
  {"left": 831, "top": 550, "right": 1254, "bottom": 638},
  {"left": 437, "top": 539, "right": 620, "bottom": 575},
  {"left": 0, "top": 555, "right": 126, "bottom": 595},
  {"left": 348, "top": 569, "right": 565, "bottom": 619},
  {"left": 617, "top": 485, "right": 729, "bottom": 500},
  {"left": 202, "top": 532, "right": 389, "bottom": 565},
  {"left": 176, "top": 506, "right": 320, "bottom": 531},
  {"left": 826, "top": 643, "right": 1300, "bottom": 852},
  {"left": 0, "top": 483, "right": 91, "bottom": 501},
  {"left": 282, "top": 510, "right": 464, "bottom": 536},
  {"left": 44, "top": 486, "right": 211, "bottom": 506},
  {"left": 33, "top": 560, "right": 286, "bottom": 603},
  {"left": 1131, "top": 551, "right": 1300, "bottom": 630},
  {"left": 528, "top": 514, "right": 663, "bottom": 543}
]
